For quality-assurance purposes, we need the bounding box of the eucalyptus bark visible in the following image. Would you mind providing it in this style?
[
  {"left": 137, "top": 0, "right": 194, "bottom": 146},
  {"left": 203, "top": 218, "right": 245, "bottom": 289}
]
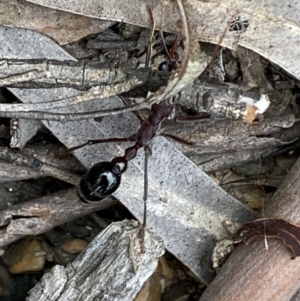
[{"left": 200, "top": 157, "right": 300, "bottom": 301}]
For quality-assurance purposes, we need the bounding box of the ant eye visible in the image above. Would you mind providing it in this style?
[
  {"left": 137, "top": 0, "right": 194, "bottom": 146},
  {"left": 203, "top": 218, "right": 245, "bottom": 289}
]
[
  {"left": 158, "top": 61, "right": 173, "bottom": 72},
  {"left": 77, "top": 161, "right": 121, "bottom": 202}
]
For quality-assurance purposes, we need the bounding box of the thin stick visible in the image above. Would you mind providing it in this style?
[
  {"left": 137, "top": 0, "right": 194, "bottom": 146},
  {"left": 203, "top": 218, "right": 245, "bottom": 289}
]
[
  {"left": 161, "top": 132, "right": 194, "bottom": 145},
  {"left": 119, "top": 96, "right": 144, "bottom": 123},
  {"left": 174, "top": 113, "right": 211, "bottom": 123},
  {"left": 176, "top": 0, "right": 190, "bottom": 79},
  {"left": 146, "top": 6, "right": 156, "bottom": 68}
]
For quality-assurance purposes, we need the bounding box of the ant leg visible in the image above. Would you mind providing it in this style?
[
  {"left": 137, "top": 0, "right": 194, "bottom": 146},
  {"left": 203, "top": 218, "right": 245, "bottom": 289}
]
[
  {"left": 158, "top": 0, "right": 173, "bottom": 63},
  {"left": 69, "top": 137, "right": 136, "bottom": 152},
  {"left": 145, "top": 6, "right": 156, "bottom": 68},
  {"left": 207, "top": 12, "right": 239, "bottom": 69},
  {"left": 168, "top": 34, "right": 181, "bottom": 59},
  {"left": 140, "top": 145, "right": 151, "bottom": 253},
  {"left": 159, "top": 29, "right": 173, "bottom": 63},
  {"left": 158, "top": 31, "right": 181, "bottom": 71},
  {"left": 161, "top": 132, "right": 194, "bottom": 146},
  {"left": 119, "top": 96, "right": 144, "bottom": 124}
]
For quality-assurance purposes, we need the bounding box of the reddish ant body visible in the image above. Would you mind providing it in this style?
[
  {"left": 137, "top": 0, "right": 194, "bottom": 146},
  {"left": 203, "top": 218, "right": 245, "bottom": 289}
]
[{"left": 76, "top": 103, "right": 174, "bottom": 203}]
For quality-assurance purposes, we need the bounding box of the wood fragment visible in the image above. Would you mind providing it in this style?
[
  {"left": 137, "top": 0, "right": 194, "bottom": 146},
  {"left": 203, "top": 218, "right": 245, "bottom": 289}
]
[
  {"left": 27, "top": 220, "right": 165, "bottom": 301},
  {"left": 0, "top": 146, "right": 80, "bottom": 185},
  {"left": 0, "top": 59, "right": 145, "bottom": 89},
  {"left": 0, "top": 188, "right": 118, "bottom": 247}
]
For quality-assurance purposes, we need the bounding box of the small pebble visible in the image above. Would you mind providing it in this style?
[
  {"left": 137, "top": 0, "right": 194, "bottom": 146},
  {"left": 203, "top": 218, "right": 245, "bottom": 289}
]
[
  {"left": 9, "top": 240, "right": 46, "bottom": 274},
  {"left": 60, "top": 239, "right": 88, "bottom": 254}
]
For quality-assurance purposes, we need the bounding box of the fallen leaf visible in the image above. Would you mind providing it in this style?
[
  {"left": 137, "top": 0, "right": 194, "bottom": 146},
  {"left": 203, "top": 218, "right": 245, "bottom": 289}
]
[{"left": 239, "top": 94, "right": 271, "bottom": 123}]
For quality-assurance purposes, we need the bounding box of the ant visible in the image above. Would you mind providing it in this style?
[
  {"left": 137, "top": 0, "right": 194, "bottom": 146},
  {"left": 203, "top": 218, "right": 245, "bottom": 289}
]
[
  {"left": 71, "top": 98, "right": 193, "bottom": 250},
  {"left": 70, "top": 22, "right": 194, "bottom": 251},
  {"left": 74, "top": 102, "right": 175, "bottom": 204},
  {"left": 71, "top": 3, "right": 229, "bottom": 250},
  {"left": 74, "top": 102, "right": 176, "bottom": 248}
]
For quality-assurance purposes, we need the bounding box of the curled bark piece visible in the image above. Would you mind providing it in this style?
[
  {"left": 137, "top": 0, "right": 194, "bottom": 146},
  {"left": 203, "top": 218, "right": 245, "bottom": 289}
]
[
  {"left": 237, "top": 218, "right": 300, "bottom": 259},
  {"left": 200, "top": 157, "right": 300, "bottom": 301}
]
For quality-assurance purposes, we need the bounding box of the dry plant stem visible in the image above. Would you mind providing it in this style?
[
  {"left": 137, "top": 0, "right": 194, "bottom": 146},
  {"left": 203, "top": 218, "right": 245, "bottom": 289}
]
[
  {"left": 175, "top": 0, "right": 189, "bottom": 78},
  {"left": 1, "top": 79, "right": 139, "bottom": 111},
  {"left": 200, "top": 157, "right": 300, "bottom": 301},
  {"left": 0, "top": 188, "right": 118, "bottom": 247}
]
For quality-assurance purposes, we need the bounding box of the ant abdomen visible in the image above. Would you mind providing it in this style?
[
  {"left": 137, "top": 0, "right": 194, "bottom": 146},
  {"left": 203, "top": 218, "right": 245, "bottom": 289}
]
[{"left": 77, "top": 161, "right": 121, "bottom": 202}]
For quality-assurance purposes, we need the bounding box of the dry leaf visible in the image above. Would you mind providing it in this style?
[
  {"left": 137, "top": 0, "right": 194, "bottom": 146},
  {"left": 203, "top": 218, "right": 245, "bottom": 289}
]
[
  {"left": 243, "top": 104, "right": 257, "bottom": 123},
  {"left": 239, "top": 94, "right": 270, "bottom": 123},
  {"left": 1, "top": 0, "right": 112, "bottom": 45}
]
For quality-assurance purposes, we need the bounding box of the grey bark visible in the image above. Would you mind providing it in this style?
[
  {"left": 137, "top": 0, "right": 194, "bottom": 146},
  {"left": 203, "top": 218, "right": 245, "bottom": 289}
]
[{"left": 27, "top": 220, "right": 165, "bottom": 301}]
